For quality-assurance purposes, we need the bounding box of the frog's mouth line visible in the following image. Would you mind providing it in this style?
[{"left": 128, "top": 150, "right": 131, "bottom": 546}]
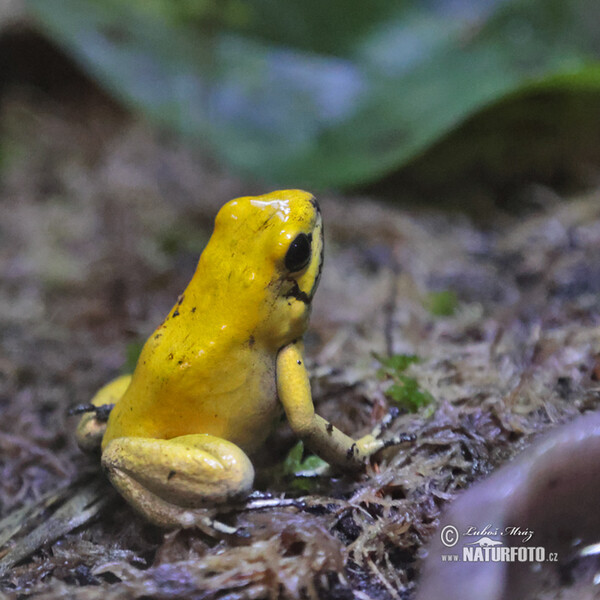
[{"left": 285, "top": 281, "right": 312, "bottom": 304}]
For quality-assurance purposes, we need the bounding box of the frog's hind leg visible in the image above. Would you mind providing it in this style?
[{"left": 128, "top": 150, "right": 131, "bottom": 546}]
[
  {"left": 75, "top": 374, "right": 132, "bottom": 453},
  {"left": 101, "top": 434, "right": 254, "bottom": 529}
]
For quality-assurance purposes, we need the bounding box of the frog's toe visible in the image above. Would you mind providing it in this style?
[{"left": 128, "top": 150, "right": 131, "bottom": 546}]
[
  {"left": 373, "top": 407, "right": 417, "bottom": 452},
  {"left": 356, "top": 427, "right": 415, "bottom": 459},
  {"left": 75, "top": 374, "right": 132, "bottom": 453},
  {"left": 101, "top": 434, "right": 254, "bottom": 528},
  {"left": 368, "top": 407, "right": 401, "bottom": 439},
  {"left": 75, "top": 412, "right": 108, "bottom": 452}
]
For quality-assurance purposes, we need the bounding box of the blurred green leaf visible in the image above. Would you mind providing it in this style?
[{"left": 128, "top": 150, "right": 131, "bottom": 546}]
[
  {"left": 25, "top": 0, "right": 600, "bottom": 189},
  {"left": 426, "top": 290, "right": 459, "bottom": 316}
]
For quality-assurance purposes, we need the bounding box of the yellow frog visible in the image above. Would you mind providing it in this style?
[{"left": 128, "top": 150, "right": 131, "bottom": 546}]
[{"left": 76, "top": 190, "right": 396, "bottom": 528}]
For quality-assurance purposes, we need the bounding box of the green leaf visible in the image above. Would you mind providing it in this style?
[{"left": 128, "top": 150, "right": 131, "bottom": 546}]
[
  {"left": 282, "top": 441, "right": 327, "bottom": 476},
  {"left": 385, "top": 376, "right": 434, "bottom": 412},
  {"left": 383, "top": 354, "right": 421, "bottom": 372},
  {"left": 426, "top": 290, "right": 459, "bottom": 317},
  {"left": 373, "top": 352, "right": 421, "bottom": 377},
  {"left": 25, "top": 0, "right": 600, "bottom": 189},
  {"left": 280, "top": 442, "right": 327, "bottom": 492},
  {"left": 282, "top": 441, "right": 304, "bottom": 474},
  {"left": 375, "top": 353, "right": 434, "bottom": 412}
]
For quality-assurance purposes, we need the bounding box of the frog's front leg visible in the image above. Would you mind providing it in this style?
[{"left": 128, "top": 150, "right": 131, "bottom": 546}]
[
  {"left": 276, "top": 342, "right": 389, "bottom": 471},
  {"left": 75, "top": 374, "right": 132, "bottom": 452},
  {"left": 101, "top": 434, "right": 254, "bottom": 528}
]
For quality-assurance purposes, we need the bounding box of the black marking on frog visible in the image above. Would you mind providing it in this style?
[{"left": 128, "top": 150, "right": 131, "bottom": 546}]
[
  {"left": 177, "top": 294, "right": 185, "bottom": 306},
  {"left": 382, "top": 433, "right": 416, "bottom": 449},
  {"left": 346, "top": 443, "right": 357, "bottom": 460},
  {"left": 95, "top": 404, "right": 115, "bottom": 421},
  {"left": 172, "top": 309, "right": 180, "bottom": 318},
  {"left": 248, "top": 335, "right": 255, "bottom": 348},
  {"left": 308, "top": 223, "right": 324, "bottom": 300},
  {"left": 68, "top": 402, "right": 115, "bottom": 422},
  {"left": 258, "top": 212, "right": 277, "bottom": 231},
  {"left": 326, "top": 422, "right": 334, "bottom": 434},
  {"left": 314, "top": 242, "right": 324, "bottom": 290},
  {"left": 68, "top": 403, "right": 96, "bottom": 416},
  {"left": 285, "top": 281, "right": 311, "bottom": 304},
  {"left": 167, "top": 470, "right": 176, "bottom": 481}
]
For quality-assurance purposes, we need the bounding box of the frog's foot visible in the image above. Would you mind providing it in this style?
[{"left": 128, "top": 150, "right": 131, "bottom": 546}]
[
  {"left": 75, "top": 375, "right": 132, "bottom": 453},
  {"left": 355, "top": 431, "right": 416, "bottom": 456},
  {"left": 101, "top": 434, "right": 254, "bottom": 529},
  {"left": 354, "top": 408, "right": 416, "bottom": 458}
]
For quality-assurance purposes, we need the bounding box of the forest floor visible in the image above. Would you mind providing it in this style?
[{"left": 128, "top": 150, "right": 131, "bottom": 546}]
[{"left": 2, "top": 31, "right": 600, "bottom": 600}]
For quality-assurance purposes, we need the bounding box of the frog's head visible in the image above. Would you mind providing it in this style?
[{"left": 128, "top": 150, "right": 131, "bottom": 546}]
[{"left": 197, "top": 190, "right": 323, "bottom": 349}]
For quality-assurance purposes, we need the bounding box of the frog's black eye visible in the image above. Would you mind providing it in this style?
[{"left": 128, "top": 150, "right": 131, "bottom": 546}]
[{"left": 285, "top": 233, "right": 312, "bottom": 272}]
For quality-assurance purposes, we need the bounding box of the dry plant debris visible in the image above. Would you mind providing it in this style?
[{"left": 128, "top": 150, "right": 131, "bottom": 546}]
[{"left": 1, "top": 78, "right": 600, "bottom": 599}]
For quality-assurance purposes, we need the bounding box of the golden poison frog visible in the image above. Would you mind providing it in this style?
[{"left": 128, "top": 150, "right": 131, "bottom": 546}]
[{"left": 76, "top": 190, "right": 399, "bottom": 528}]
